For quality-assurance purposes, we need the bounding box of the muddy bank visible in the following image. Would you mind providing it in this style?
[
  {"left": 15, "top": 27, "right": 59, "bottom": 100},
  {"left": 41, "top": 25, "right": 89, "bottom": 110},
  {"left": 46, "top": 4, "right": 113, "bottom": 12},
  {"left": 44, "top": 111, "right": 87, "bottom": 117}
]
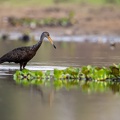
[{"left": 0, "top": 4, "right": 120, "bottom": 35}]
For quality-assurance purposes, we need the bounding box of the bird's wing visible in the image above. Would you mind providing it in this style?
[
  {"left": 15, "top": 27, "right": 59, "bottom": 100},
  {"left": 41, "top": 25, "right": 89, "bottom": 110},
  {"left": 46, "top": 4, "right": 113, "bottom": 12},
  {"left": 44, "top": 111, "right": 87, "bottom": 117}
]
[{"left": 0, "top": 47, "right": 30, "bottom": 63}]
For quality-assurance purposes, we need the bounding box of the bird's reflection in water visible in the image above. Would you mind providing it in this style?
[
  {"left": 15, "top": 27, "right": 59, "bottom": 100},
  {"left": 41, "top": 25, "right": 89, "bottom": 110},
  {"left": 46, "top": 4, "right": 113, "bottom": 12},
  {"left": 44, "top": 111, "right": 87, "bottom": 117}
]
[
  {"left": 24, "top": 84, "right": 55, "bottom": 106},
  {"left": 29, "top": 85, "right": 44, "bottom": 103},
  {"left": 49, "top": 89, "right": 54, "bottom": 107},
  {"left": 28, "top": 85, "right": 55, "bottom": 107}
]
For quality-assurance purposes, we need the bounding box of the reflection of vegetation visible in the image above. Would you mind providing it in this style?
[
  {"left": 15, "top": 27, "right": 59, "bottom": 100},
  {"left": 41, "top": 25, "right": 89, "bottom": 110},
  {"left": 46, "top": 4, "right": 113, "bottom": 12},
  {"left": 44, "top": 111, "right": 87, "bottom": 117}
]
[
  {"left": 14, "top": 64, "right": 120, "bottom": 93},
  {"left": 81, "top": 81, "right": 120, "bottom": 93}
]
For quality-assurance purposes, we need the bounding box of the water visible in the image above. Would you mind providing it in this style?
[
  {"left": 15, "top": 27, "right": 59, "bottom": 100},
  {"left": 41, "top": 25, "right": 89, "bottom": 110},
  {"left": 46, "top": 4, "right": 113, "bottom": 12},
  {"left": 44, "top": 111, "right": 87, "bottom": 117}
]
[
  {"left": 0, "top": 40, "right": 120, "bottom": 120},
  {"left": 1, "top": 31, "right": 120, "bottom": 43}
]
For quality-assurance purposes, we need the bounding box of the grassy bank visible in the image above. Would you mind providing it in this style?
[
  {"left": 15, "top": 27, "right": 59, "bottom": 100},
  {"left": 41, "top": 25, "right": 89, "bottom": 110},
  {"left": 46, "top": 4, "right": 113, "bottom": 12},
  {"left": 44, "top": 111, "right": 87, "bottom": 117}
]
[
  {"left": 0, "top": 0, "right": 120, "bottom": 35},
  {"left": 0, "top": 0, "right": 120, "bottom": 7}
]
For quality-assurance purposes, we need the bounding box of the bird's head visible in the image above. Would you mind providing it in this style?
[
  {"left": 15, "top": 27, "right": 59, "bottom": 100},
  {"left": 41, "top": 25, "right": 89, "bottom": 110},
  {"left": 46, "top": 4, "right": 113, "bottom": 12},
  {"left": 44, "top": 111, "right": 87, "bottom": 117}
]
[{"left": 42, "top": 32, "right": 56, "bottom": 49}]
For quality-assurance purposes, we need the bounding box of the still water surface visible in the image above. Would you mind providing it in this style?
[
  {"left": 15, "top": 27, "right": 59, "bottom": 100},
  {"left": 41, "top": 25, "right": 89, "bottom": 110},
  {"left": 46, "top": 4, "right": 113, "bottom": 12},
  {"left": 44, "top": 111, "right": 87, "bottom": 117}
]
[{"left": 0, "top": 40, "right": 120, "bottom": 120}]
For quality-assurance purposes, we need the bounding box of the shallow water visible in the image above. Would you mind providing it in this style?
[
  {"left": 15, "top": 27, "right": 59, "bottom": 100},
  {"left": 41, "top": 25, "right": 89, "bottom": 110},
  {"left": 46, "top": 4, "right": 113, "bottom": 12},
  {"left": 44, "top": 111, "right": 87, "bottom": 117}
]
[
  {"left": 0, "top": 40, "right": 120, "bottom": 120},
  {"left": 1, "top": 31, "right": 120, "bottom": 43}
]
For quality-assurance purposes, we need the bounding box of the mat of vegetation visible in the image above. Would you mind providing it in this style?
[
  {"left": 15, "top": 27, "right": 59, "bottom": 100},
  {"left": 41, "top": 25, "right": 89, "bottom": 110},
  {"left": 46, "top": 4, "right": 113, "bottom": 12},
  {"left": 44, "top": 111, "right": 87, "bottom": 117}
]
[{"left": 13, "top": 64, "right": 120, "bottom": 92}]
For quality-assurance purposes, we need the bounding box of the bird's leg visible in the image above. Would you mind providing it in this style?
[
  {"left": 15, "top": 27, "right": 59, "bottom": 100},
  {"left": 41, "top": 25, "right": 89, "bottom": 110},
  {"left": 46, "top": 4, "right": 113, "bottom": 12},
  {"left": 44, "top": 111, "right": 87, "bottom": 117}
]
[
  {"left": 20, "top": 63, "right": 23, "bottom": 71},
  {"left": 23, "top": 62, "right": 27, "bottom": 69}
]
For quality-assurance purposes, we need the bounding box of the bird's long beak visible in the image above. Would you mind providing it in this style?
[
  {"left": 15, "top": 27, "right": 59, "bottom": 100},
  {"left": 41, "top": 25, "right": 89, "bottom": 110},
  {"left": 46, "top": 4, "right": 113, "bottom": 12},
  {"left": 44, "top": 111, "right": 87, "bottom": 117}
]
[{"left": 47, "top": 36, "right": 56, "bottom": 49}]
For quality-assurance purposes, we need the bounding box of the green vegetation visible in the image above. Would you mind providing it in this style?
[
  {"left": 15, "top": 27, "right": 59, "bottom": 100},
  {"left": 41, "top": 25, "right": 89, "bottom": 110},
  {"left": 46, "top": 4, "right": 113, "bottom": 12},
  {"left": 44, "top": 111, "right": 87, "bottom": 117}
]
[
  {"left": 0, "top": 0, "right": 54, "bottom": 7},
  {"left": 7, "top": 13, "right": 75, "bottom": 28},
  {"left": 14, "top": 64, "right": 120, "bottom": 93},
  {"left": 0, "top": 0, "right": 120, "bottom": 7},
  {"left": 14, "top": 64, "right": 120, "bottom": 82}
]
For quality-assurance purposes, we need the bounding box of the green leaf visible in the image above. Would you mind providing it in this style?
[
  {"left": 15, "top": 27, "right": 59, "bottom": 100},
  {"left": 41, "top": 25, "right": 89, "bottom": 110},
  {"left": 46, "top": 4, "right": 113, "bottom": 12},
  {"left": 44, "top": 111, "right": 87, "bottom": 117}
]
[{"left": 110, "top": 66, "right": 119, "bottom": 77}]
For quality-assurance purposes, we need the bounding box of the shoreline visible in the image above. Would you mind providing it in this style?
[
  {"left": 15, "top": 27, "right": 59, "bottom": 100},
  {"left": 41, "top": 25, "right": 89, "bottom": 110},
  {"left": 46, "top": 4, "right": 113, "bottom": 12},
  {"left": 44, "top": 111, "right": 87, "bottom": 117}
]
[{"left": 0, "top": 4, "right": 120, "bottom": 36}]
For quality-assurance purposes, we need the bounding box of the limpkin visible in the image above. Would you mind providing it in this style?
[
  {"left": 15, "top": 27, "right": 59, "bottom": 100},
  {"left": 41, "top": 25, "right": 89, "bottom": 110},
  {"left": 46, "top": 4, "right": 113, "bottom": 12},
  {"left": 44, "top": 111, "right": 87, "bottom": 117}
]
[{"left": 0, "top": 32, "right": 56, "bottom": 70}]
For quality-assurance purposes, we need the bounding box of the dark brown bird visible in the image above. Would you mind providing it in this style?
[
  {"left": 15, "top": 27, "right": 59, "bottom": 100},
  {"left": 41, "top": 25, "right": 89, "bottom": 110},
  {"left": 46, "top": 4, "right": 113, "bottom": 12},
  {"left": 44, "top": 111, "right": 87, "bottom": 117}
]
[{"left": 0, "top": 32, "right": 56, "bottom": 70}]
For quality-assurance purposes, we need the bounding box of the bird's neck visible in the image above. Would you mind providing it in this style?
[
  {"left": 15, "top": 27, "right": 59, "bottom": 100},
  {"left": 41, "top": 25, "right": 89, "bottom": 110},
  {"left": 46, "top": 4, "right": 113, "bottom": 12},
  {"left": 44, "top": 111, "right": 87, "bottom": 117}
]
[{"left": 31, "top": 35, "right": 44, "bottom": 52}]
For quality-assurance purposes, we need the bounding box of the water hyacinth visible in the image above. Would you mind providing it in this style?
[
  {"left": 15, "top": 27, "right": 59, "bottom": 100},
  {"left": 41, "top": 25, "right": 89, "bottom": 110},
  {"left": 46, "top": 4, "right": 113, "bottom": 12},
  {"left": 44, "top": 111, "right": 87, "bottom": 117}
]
[
  {"left": 14, "top": 69, "right": 51, "bottom": 86},
  {"left": 14, "top": 64, "right": 120, "bottom": 82},
  {"left": 13, "top": 64, "right": 120, "bottom": 92},
  {"left": 81, "top": 65, "right": 110, "bottom": 81},
  {"left": 54, "top": 67, "right": 80, "bottom": 79}
]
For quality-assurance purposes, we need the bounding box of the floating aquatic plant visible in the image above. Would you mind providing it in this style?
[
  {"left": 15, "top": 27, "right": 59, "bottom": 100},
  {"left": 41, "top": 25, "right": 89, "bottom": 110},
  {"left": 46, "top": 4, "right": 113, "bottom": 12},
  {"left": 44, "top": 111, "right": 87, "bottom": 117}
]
[
  {"left": 14, "top": 69, "right": 51, "bottom": 86},
  {"left": 13, "top": 64, "right": 120, "bottom": 92},
  {"left": 14, "top": 64, "right": 120, "bottom": 82}
]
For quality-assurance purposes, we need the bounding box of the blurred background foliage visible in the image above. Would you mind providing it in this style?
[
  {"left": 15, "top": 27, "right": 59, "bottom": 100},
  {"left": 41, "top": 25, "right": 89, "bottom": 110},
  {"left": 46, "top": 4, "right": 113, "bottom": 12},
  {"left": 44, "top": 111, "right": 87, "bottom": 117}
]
[
  {"left": 0, "top": 0, "right": 120, "bottom": 7},
  {"left": 0, "top": 0, "right": 120, "bottom": 35}
]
